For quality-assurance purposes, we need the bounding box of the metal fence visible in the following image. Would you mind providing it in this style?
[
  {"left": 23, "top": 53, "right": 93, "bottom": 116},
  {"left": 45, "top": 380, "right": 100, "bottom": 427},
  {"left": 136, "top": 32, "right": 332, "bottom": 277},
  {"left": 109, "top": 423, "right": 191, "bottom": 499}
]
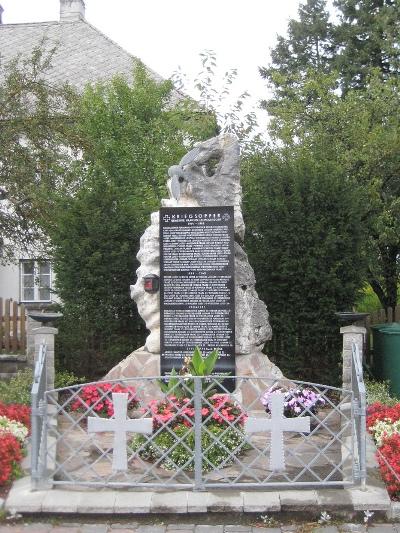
[
  {"left": 30, "top": 348, "right": 367, "bottom": 490},
  {"left": 31, "top": 342, "right": 47, "bottom": 489},
  {"left": 351, "top": 342, "right": 367, "bottom": 489}
]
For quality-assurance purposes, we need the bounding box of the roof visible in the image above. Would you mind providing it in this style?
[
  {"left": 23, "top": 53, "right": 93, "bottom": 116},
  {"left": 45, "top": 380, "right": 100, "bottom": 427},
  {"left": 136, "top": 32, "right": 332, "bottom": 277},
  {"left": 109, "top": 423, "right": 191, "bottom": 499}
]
[{"left": 0, "top": 18, "right": 165, "bottom": 91}]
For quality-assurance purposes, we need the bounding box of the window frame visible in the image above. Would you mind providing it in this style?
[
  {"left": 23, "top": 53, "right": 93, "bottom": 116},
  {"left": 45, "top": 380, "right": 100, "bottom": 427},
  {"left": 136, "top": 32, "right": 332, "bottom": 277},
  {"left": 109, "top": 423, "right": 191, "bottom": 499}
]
[{"left": 19, "top": 259, "right": 53, "bottom": 303}]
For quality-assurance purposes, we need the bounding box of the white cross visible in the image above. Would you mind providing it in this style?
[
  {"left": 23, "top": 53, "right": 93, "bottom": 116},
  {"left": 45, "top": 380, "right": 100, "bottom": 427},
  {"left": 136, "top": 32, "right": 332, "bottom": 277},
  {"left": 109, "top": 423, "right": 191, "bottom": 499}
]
[
  {"left": 87, "top": 392, "right": 152, "bottom": 471},
  {"left": 245, "top": 392, "right": 310, "bottom": 471}
]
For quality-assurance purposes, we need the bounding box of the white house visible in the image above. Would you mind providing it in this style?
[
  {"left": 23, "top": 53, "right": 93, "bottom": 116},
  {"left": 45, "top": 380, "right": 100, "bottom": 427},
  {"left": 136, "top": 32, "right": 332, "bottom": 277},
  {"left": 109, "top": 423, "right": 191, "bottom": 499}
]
[{"left": 0, "top": 0, "right": 169, "bottom": 309}]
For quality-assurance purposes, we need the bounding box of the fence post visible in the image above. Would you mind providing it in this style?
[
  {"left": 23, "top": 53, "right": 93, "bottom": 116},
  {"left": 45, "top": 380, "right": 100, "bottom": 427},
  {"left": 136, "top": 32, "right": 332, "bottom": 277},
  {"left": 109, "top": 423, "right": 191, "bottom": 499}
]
[
  {"left": 341, "top": 325, "right": 366, "bottom": 391},
  {"left": 194, "top": 377, "right": 203, "bottom": 490},
  {"left": 33, "top": 327, "right": 57, "bottom": 390}
]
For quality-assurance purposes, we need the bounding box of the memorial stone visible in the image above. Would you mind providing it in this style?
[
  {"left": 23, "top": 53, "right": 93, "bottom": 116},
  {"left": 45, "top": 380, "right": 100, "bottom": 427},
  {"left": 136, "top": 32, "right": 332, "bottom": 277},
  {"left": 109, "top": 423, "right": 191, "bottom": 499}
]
[
  {"left": 160, "top": 206, "right": 235, "bottom": 376},
  {"left": 105, "top": 134, "right": 283, "bottom": 391}
]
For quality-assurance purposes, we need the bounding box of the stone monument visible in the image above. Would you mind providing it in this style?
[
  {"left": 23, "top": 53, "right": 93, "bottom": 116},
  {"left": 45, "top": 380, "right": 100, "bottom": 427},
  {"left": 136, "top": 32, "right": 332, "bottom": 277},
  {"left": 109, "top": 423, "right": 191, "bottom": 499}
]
[{"left": 105, "top": 134, "right": 283, "bottom": 387}]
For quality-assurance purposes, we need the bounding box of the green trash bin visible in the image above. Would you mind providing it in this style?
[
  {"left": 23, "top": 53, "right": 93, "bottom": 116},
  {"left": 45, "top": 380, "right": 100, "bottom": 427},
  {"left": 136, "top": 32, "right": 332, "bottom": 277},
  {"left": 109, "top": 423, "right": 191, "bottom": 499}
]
[
  {"left": 378, "top": 323, "right": 400, "bottom": 396},
  {"left": 371, "top": 323, "right": 388, "bottom": 380}
]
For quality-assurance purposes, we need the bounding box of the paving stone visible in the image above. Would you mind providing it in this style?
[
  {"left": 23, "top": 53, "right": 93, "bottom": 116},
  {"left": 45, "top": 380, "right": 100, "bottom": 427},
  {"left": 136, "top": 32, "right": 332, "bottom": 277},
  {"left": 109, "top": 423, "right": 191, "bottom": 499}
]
[
  {"left": 206, "top": 492, "right": 243, "bottom": 512},
  {"left": 19, "top": 526, "right": 52, "bottom": 533},
  {"left": 312, "top": 527, "right": 339, "bottom": 533},
  {"left": 242, "top": 491, "right": 280, "bottom": 513},
  {"left": 107, "top": 530, "right": 135, "bottom": 533},
  {"left": 368, "top": 524, "right": 396, "bottom": 533},
  {"left": 51, "top": 528, "right": 81, "bottom": 533},
  {"left": 114, "top": 491, "right": 152, "bottom": 514},
  {"left": 249, "top": 527, "right": 281, "bottom": 533},
  {"left": 166, "top": 530, "right": 194, "bottom": 533},
  {"left": 279, "top": 490, "right": 318, "bottom": 511},
  {"left": 151, "top": 492, "right": 188, "bottom": 514},
  {"left": 340, "top": 525, "right": 366, "bottom": 532},
  {"left": 80, "top": 525, "right": 109, "bottom": 533},
  {"left": 136, "top": 526, "right": 166, "bottom": 533},
  {"left": 110, "top": 524, "right": 139, "bottom": 529},
  {"left": 387, "top": 502, "right": 400, "bottom": 521},
  {"left": 166, "top": 526, "right": 195, "bottom": 530},
  {"left": 194, "top": 527, "right": 224, "bottom": 533},
  {"left": 76, "top": 492, "right": 116, "bottom": 514},
  {"left": 224, "top": 526, "right": 252, "bottom": 532}
]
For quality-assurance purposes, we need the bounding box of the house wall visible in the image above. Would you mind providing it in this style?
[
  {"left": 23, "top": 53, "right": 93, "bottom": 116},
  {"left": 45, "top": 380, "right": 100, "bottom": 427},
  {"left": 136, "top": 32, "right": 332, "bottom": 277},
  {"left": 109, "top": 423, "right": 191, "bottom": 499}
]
[
  {"left": 0, "top": 263, "right": 20, "bottom": 301},
  {"left": 0, "top": 260, "right": 60, "bottom": 305}
]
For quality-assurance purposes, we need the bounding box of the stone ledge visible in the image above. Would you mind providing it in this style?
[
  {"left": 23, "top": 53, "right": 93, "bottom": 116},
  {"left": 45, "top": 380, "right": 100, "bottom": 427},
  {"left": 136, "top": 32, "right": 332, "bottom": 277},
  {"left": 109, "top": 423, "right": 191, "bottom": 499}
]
[
  {"left": 4, "top": 485, "right": 392, "bottom": 515},
  {"left": 0, "top": 353, "right": 27, "bottom": 361}
]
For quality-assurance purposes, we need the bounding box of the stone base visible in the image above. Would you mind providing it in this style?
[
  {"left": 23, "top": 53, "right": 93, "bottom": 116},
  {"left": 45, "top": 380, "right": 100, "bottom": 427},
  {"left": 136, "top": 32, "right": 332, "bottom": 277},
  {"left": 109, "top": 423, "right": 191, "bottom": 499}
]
[
  {"left": 105, "top": 348, "right": 283, "bottom": 405},
  {"left": 104, "top": 347, "right": 161, "bottom": 403}
]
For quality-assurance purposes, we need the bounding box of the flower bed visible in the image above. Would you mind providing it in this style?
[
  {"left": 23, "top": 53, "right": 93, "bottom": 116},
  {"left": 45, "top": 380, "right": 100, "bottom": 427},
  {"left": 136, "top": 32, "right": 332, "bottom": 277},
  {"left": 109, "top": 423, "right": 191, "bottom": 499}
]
[
  {"left": 0, "top": 402, "right": 30, "bottom": 487},
  {"left": 130, "top": 394, "right": 248, "bottom": 471},
  {"left": 367, "top": 401, "right": 400, "bottom": 499},
  {"left": 70, "top": 382, "right": 139, "bottom": 417},
  {"left": 261, "top": 385, "right": 326, "bottom": 417}
]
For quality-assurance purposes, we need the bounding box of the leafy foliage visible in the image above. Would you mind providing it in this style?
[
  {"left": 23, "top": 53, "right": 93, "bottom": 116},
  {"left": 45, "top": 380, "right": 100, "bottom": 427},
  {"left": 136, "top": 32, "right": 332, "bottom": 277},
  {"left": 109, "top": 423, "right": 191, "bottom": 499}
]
[
  {"left": 172, "top": 50, "right": 259, "bottom": 149},
  {"left": 0, "top": 368, "right": 85, "bottom": 406},
  {"left": 0, "top": 369, "right": 33, "bottom": 405},
  {"left": 130, "top": 421, "right": 247, "bottom": 472},
  {"left": 0, "top": 44, "right": 79, "bottom": 262},
  {"left": 50, "top": 64, "right": 216, "bottom": 378},
  {"left": 259, "top": 0, "right": 400, "bottom": 313},
  {"left": 243, "top": 146, "right": 365, "bottom": 383},
  {"left": 365, "top": 379, "right": 398, "bottom": 406},
  {"left": 158, "top": 346, "right": 220, "bottom": 399}
]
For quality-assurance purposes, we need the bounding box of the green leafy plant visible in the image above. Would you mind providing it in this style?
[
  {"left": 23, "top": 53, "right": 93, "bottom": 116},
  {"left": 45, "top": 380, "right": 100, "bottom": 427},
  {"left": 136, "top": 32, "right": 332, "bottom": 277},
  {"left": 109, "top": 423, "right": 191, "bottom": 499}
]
[
  {"left": 365, "top": 379, "right": 398, "bottom": 407},
  {"left": 158, "top": 346, "right": 220, "bottom": 399},
  {"left": 0, "top": 369, "right": 33, "bottom": 405},
  {"left": 132, "top": 347, "right": 248, "bottom": 472},
  {"left": 0, "top": 368, "right": 86, "bottom": 406},
  {"left": 130, "top": 421, "right": 247, "bottom": 472},
  {"left": 54, "top": 370, "right": 86, "bottom": 390}
]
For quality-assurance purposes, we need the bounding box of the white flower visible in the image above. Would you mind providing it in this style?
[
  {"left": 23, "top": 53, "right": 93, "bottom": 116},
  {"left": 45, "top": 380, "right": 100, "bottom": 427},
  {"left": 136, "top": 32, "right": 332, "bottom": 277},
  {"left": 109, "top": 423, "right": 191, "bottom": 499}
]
[
  {"left": 318, "top": 511, "right": 331, "bottom": 524},
  {"left": 370, "top": 419, "right": 400, "bottom": 447},
  {"left": 0, "top": 416, "right": 28, "bottom": 443}
]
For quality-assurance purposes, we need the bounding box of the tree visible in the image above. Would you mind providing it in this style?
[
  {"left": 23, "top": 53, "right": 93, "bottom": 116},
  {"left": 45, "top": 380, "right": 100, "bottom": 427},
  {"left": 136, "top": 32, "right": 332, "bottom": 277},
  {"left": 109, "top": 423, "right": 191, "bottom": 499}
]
[
  {"left": 334, "top": 0, "right": 400, "bottom": 91},
  {"left": 242, "top": 146, "right": 366, "bottom": 384},
  {"left": 259, "top": 0, "right": 400, "bottom": 313},
  {"left": 50, "top": 65, "right": 217, "bottom": 377},
  {"left": 0, "top": 45, "right": 79, "bottom": 262}
]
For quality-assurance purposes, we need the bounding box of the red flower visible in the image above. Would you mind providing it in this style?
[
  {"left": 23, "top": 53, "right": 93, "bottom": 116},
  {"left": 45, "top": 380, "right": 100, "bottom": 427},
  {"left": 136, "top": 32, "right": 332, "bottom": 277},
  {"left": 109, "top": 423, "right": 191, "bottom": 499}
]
[
  {"left": 0, "top": 431, "right": 22, "bottom": 485},
  {"left": 0, "top": 402, "right": 31, "bottom": 433},
  {"left": 70, "top": 383, "right": 139, "bottom": 417}
]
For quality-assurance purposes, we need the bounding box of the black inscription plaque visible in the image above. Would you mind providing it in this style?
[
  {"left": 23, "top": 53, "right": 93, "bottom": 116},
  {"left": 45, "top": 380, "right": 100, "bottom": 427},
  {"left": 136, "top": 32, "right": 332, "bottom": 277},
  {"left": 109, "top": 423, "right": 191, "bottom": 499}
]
[{"left": 160, "top": 206, "right": 235, "bottom": 377}]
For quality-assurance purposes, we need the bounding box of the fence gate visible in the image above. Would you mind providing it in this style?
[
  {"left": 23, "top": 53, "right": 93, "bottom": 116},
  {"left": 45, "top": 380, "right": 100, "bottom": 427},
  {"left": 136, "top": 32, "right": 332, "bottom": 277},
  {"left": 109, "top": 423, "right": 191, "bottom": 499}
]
[{"left": 31, "top": 346, "right": 367, "bottom": 491}]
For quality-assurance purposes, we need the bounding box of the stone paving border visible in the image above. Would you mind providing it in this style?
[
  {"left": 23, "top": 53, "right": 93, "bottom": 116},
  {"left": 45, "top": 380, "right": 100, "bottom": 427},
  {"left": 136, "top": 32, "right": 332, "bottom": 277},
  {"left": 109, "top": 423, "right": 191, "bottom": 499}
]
[
  {"left": 3, "top": 476, "right": 391, "bottom": 515},
  {"left": 1, "top": 523, "right": 400, "bottom": 532}
]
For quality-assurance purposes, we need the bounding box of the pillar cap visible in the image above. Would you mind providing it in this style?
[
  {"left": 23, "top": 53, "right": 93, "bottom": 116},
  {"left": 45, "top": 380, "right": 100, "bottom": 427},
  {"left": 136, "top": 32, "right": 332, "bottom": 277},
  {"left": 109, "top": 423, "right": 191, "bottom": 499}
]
[
  {"left": 33, "top": 326, "right": 58, "bottom": 335},
  {"left": 340, "top": 325, "right": 366, "bottom": 334}
]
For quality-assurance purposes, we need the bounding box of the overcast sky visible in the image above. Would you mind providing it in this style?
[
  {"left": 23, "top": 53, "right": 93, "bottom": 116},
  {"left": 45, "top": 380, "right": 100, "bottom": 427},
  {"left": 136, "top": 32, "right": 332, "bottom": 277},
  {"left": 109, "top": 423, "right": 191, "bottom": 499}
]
[{"left": 1, "top": 0, "right": 302, "bottom": 127}]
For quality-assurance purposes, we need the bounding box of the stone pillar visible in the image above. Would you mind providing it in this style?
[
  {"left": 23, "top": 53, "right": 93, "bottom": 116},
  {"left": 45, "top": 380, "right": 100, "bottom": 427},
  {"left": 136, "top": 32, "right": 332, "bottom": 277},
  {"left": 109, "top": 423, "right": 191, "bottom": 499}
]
[
  {"left": 341, "top": 325, "right": 366, "bottom": 390},
  {"left": 33, "top": 327, "right": 58, "bottom": 390},
  {"left": 26, "top": 316, "right": 37, "bottom": 367}
]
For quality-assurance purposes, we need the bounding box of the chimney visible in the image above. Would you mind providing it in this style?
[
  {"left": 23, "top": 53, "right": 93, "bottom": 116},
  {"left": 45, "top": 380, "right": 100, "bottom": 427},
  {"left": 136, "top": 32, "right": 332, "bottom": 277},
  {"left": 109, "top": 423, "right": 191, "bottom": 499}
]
[
  {"left": 0, "top": 5, "right": 4, "bottom": 24},
  {"left": 60, "top": 0, "right": 85, "bottom": 22}
]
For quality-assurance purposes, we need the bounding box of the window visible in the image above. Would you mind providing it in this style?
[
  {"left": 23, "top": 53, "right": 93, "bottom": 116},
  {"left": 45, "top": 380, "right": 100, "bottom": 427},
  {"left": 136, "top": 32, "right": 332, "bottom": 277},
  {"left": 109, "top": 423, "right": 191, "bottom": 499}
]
[{"left": 20, "top": 260, "right": 52, "bottom": 302}]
